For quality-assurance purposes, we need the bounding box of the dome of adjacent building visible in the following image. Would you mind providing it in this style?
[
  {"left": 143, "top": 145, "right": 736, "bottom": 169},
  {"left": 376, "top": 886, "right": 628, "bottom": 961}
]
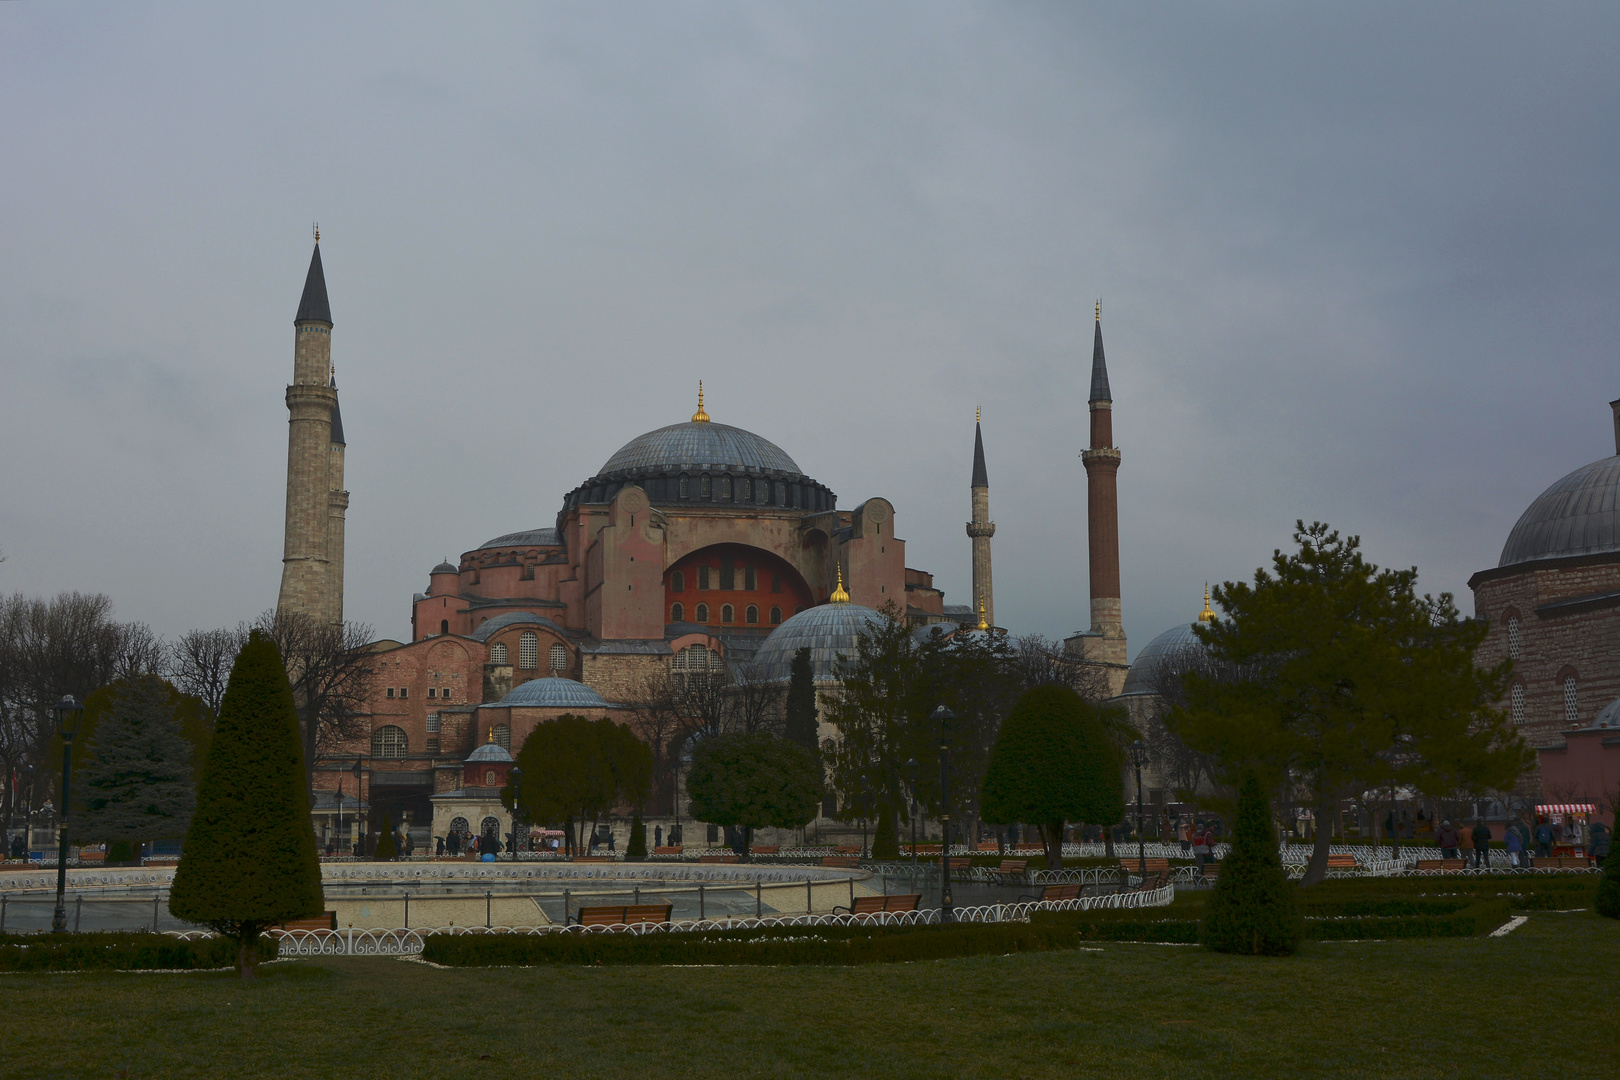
[
  {"left": 490, "top": 677, "right": 610, "bottom": 710},
  {"left": 1120, "top": 621, "right": 1209, "bottom": 697},
  {"left": 599, "top": 421, "right": 803, "bottom": 477},
  {"left": 751, "top": 601, "right": 888, "bottom": 682},
  {"left": 467, "top": 741, "right": 514, "bottom": 763},
  {"left": 1498, "top": 456, "right": 1620, "bottom": 568},
  {"left": 432, "top": 561, "right": 458, "bottom": 575},
  {"left": 1591, "top": 697, "right": 1620, "bottom": 731}
]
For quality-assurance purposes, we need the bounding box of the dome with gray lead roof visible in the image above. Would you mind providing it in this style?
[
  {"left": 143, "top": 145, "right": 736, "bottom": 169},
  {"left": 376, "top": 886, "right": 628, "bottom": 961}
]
[
  {"left": 1498, "top": 456, "right": 1620, "bottom": 568},
  {"left": 467, "top": 741, "right": 514, "bottom": 763},
  {"left": 489, "top": 677, "right": 610, "bottom": 710},
  {"left": 751, "top": 602, "right": 889, "bottom": 682},
  {"left": 599, "top": 421, "right": 803, "bottom": 476},
  {"left": 1120, "top": 622, "right": 1210, "bottom": 697}
]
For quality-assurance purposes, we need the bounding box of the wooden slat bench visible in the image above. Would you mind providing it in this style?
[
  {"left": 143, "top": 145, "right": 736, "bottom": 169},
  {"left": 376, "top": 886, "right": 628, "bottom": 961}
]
[
  {"left": 1130, "top": 871, "right": 1168, "bottom": 893},
  {"left": 946, "top": 857, "right": 972, "bottom": 872},
  {"left": 1118, "top": 857, "right": 1172, "bottom": 875},
  {"left": 1414, "top": 859, "right": 1468, "bottom": 872},
  {"left": 992, "top": 859, "right": 1029, "bottom": 882},
  {"left": 653, "top": 846, "right": 683, "bottom": 855},
  {"left": 821, "top": 855, "right": 860, "bottom": 868},
  {"left": 1019, "top": 883, "right": 1081, "bottom": 904},
  {"left": 834, "top": 845, "right": 863, "bottom": 855},
  {"left": 976, "top": 842, "right": 1000, "bottom": 852},
  {"left": 573, "top": 855, "right": 614, "bottom": 863},
  {"left": 576, "top": 904, "right": 673, "bottom": 927},
  {"left": 699, "top": 853, "right": 740, "bottom": 863},
  {"left": 1536, "top": 856, "right": 1592, "bottom": 868},
  {"left": 1327, "top": 853, "right": 1358, "bottom": 870},
  {"left": 1201, "top": 862, "right": 1220, "bottom": 882},
  {"left": 750, "top": 846, "right": 779, "bottom": 856},
  {"left": 280, "top": 911, "right": 338, "bottom": 932},
  {"left": 833, "top": 893, "right": 921, "bottom": 916}
]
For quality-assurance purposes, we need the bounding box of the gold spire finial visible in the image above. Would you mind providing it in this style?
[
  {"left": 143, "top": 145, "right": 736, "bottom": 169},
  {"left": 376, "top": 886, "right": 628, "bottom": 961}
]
[
  {"left": 313, "top": 222, "right": 320, "bottom": 244},
  {"left": 691, "top": 380, "right": 710, "bottom": 423},
  {"left": 487, "top": 727, "right": 496, "bottom": 744},
  {"left": 976, "top": 405, "right": 981, "bottom": 424},
  {"left": 1199, "top": 583, "right": 1215, "bottom": 623},
  {"left": 830, "top": 563, "right": 849, "bottom": 603},
  {"left": 976, "top": 596, "right": 989, "bottom": 632},
  {"left": 1095, "top": 299, "right": 1100, "bottom": 322}
]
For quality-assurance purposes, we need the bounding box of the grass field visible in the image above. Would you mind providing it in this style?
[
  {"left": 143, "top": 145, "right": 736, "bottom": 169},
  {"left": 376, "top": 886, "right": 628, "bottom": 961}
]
[{"left": 0, "top": 911, "right": 1612, "bottom": 1080}]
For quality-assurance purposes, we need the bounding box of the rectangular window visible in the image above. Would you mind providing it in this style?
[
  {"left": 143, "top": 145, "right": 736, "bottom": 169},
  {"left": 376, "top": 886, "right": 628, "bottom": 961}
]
[
  {"left": 426, "top": 713, "right": 441, "bottom": 733},
  {"left": 740, "top": 478, "right": 751, "bottom": 500},
  {"left": 771, "top": 574, "right": 782, "bottom": 594},
  {"left": 745, "top": 567, "right": 756, "bottom": 591},
  {"left": 720, "top": 558, "right": 735, "bottom": 590},
  {"left": 386, "top": 688, "right": 395, "bottom": 699},
  {"left": 399, "top": 687, "right": 408, "bottom": 699},
  {"left": 718, "top": 476, "right": 732, "bottom": 500},
  {"left": 700, "top": 476, "right": 711, "bottom": 498},
  {"left": 698, "top": 565, "right": 711, "bottom": 589},
  {"left": 426, "top": 737, "right": 440, "bottom": 755},
  {"left": 679, "top": 478, "right": 689, "bottom": 499},
  {"left": 427, "top": 688, "right": 436, "bottom": 699}
]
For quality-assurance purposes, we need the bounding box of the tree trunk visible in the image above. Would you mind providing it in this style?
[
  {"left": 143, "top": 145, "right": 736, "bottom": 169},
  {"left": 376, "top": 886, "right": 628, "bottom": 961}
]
[
  {"left": 237, "top": 925, "right": 262, "bottom": 980},
  {"left": 1300, "top": 793, "right": 1335, "bottom": 886},
  {"left": 742, "top": 825, "right": 753, "bottom": 862},
  {"left": 1040, "top": 822, "right": 1063, "bottom": 871},
  {"left": 1103, "top": 825, "right": 1116, "bottom": 860}
]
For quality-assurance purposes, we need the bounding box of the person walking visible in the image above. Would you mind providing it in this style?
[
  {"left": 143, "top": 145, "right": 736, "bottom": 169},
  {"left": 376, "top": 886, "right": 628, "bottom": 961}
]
[
  {"left": 1504, "top": 824, "right": 1523, "bottom": 868},
  {"left": 1590, "top": 821, "right": 1611, "bottom": 867},
  {"left": 1193, "top": 823, "right": 1211, "bottom": 873},
  {"left": 1470, "top": 820, "right": 1493, "bottom": 869},
  {"left": 1534, "top": 819, "right": 1554, "bottom": 858},
  {"left": 1437, "top": 819, "right": 1461, "bottom": 860},
  {"left": 655, "top": 824, "right": 663, "bottom": 849}
]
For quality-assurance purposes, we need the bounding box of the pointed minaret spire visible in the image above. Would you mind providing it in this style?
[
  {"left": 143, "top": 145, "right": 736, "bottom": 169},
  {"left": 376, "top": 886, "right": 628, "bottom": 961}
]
[
  {"left": 967, "top": 408, "right": 995, "bottom": 628},
  {"left": 1066, "top": 301, "right": 1127, "bottom": 695},
  {"left": 1089, "top": 300, "right": 1111, "bottom": 404},
  {"left": 295, "top": 240, "right": 332, "bottom": 326}
]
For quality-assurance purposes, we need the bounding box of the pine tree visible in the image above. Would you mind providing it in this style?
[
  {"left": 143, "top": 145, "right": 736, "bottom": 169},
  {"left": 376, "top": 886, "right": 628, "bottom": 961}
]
[
  {"left": 70, "top": 675, "right": 197, "bottom": 859},
  {"left": 784, "top": 647, "right": 819, "bottom": 751},
  {"left": 169, "top": 630, "right": 323, "bottom": 978},
  {"left": 626, "top": 810, "right": 648, "bottom": 859},
  {"left": 1201, "top": 772, "right": 1302, "bottom": 955}
]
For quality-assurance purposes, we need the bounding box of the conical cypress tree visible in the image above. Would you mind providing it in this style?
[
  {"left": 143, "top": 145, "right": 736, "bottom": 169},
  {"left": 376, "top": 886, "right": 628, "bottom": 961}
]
[
  {"left": 170, "top": 630, "right": 323, "bottom": 978},
  {"left": 784, "top": 647, "right": 819, "bottom": 751},
  {"left": 1597, "top": 825, "right": 1620, "bottom": 919},
  {"left": 870, "top": 805, "right": 900, "bottom": 860},
  {"left": 626, "top": 810, "right": 648, "bottom": 859},
  {"left": 375, "top": 815, "right": 398, "bottom": 861},
  {"left": 1201, "top": 772, "right": 1302, "bottom": 956},
  {"left": 71, "top": 676, "right": 197, "bottom": 858}
]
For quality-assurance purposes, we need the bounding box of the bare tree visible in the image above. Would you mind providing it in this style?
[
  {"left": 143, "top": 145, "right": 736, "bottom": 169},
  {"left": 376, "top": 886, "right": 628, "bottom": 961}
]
[
  {"left": 1011, "top": 634, "right": 1113, "bottom": 702},
  {"left": 168, "top": 626, "right": 250, "bottom": 723},
  {"left": 727, "top": 661, "right": 785, "bottom": 736},
  {"left": 626, "top": 668, "right": 706, "bottom": 815},
  {"left": 253, "top": 610, "right": 375, "bottom": 791}
]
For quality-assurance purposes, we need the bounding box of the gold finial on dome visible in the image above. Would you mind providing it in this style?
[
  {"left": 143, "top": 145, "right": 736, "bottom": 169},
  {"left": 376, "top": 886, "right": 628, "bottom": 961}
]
[
  {"left": 313, "top": 222, "right": 320, "bottom": 244},
  {"left": 976, "top": 405, "right": 981, "bottom": 424},
  {"left": 1095, "top": 299, "right": 1101, "bottom": 322},
  {"left": 1198, "top": 583, "right": 1215, "bottom": 623},
  {"left": 487, "top": 727, "right": 496, "bottom": 744},
  {"left": 830, "top": 563, "right": 850, "bottom": 603},
  {"left": 976, "top": 596, "right": 989, "bottom": 632},
  {"left": 691, "top": 381, "right": 710, "bottom": 423}
]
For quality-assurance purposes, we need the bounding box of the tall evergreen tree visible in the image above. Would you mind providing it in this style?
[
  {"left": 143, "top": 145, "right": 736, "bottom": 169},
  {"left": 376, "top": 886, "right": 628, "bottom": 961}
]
[
  {"left": 1201, "top": 772, "right": 1302, "bottom": 956},
  {"left": 69, "top": 676, "right": 196, "bottom": 858},
  {"left": 170, "top": 630, "right": 323, "bottom": 978},
  {"left": 784, "top": 647, "right": 819, "bottom": 751}
]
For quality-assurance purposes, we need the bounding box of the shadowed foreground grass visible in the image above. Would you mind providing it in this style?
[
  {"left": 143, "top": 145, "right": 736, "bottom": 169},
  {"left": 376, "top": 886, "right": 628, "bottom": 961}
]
[{"left": 0, "top": 912, "right": 1612, "bottom": 1080}]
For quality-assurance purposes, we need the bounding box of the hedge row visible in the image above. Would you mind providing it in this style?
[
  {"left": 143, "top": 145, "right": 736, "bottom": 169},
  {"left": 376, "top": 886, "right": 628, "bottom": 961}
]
[
  {"left": 0, "top": 932, "right": 278, "bottom": 972},
  {"left": 421, "top": 919, "right": 1077, "bottom": 967},
  {"left": 1037, "top": 896, "right": 1513, "bottom": 944},
  {"left": 1304, "top": 898, "right": 1511, "bottom": 940}
]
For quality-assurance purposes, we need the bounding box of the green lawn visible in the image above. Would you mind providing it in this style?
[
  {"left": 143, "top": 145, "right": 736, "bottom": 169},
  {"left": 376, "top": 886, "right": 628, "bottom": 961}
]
[{"left": 0, "top": 912, "right": 1613, "bottom": 1080}]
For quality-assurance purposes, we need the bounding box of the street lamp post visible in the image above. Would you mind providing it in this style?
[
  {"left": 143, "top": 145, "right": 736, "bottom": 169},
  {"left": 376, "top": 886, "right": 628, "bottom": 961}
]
[
  {"left": 508, "top": 766, "right": 523, "bottom": 862},
  {"left": 905, "top": 757, "right": 920, "bottom": 867},
  {"left": 1128, "top": 740, "right": 1147, "bottom": 878},
  {"left": 51, "top": 696, "right": 85, "bottom": 933},
  {"left": 932, "top": 705, "right": 955, "bottom": 923}
]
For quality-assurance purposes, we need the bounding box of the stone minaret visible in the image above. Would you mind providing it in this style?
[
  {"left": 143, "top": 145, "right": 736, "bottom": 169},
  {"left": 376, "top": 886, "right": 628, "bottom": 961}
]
[
  {"left": 966, "top": 409, "right": 995, "bottom": 628},
  {"left": 277, "top": 237, "right": 346, "bottom": 625},
  {"left": 1066, "top": 303, "right": 1128, "bottom": 694}
]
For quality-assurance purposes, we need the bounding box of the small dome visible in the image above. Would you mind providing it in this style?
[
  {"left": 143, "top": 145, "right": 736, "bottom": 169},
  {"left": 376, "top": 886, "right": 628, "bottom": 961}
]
[
  {"left": 470, "top": 612, "right": 569, "bottom": 642},
  {"left": 467, "top": 741, "right": 513, "bottom": 763},
  {"left": 491, "top": 677, "right": 609, "bottom": 710},
  {"left": 432, "top": 561, "right": 458, "bottom": 575},
  {"left": 751, "top": 601, "right": 888, "bottom": 682},
  {"left": 600, "top": 421, "right": 802, "bottom": 476},
  {"left": 1499, "top": 456, "right": 1620, "bottom": 567},
  {"left": 1592, "top": 697, "right": 1620, "bottom": 730},
  {"left": 1120, "top": 622, "right": 1209, "bottom": 697}
]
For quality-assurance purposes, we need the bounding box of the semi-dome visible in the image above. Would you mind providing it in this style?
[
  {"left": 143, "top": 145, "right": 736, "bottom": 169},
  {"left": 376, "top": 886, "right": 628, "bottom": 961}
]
[
  {"left": 751, "top": 601, "right": 888, "bottom": 682},
  {"left": 1120, "top": 622, "right": 1209, "bottom": 697},
  {"left": 469, "top": 612, "right": 569, "bottom": 642},
  {"left": 1499, "top": 456, "right": 1620, "bottom": 568},
  {"left": 489, "top": 677, "right": 610, "bottom": 710},
  {"left": 478, "top": 528, "right": 560, "bottom": 550},
  {"left": 599, "top": 421, "right": 803, "bottom": 476}
]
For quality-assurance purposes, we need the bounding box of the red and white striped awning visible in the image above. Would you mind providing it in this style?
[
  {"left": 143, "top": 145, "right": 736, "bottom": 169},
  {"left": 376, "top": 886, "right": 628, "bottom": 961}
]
[{"left": 1535, "top": 803, "right": 1597, "bottom": 814}]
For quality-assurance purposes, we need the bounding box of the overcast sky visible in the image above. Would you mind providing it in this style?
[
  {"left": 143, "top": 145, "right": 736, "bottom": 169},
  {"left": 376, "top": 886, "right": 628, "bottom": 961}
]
[{"left": 3, "top": 3, "right": 1617, "bottom": 658}]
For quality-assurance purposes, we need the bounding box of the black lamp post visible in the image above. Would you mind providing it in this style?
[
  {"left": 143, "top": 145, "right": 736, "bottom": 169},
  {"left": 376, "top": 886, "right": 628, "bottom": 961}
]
[
  {"left": 20, "top": 765, "right": 34, "bottom": 857},
  {"left": 508, "top": 766, "right": 523, "bottom": 861},
  {"left": 1127, "top": 739, "right": 1147, "bottom": 877},
  {"left": 858, "top": 776, "right": 871, "bottom": 858},
  {"left": 51, "top": 695, "right": 84, "bottom": 933},
  {"left": 932, "top": 705, "right": 955, "bottom": 922},
  {"left": 905, "top": 757, "right": 920, "bottom": 867}
]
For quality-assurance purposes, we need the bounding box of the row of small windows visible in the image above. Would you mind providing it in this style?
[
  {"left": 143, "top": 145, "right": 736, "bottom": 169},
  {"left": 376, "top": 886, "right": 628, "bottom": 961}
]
[
  {"left": 670, "top": 564, "right": 781, "bottom": 593},
  {"left": 388, "top": 685, "right": 454, "bottom": 700},
  {"left": 672, "top": 644, "right": 725, "bottom": 671},
  {"left": 373, "top": 722, "right": 507, "bottom": 758},
  {"left": 572, "top": 477, "right": 831, "bottom": 512},
  {"left": 491, "top": 633, "right": 567, "bottom": 671},
  {"left": 671, "top": 602, "right": 783, "bottom": 626},
  {"left": 1506, "top": 675, "right": 1582, "bottom": 726}
]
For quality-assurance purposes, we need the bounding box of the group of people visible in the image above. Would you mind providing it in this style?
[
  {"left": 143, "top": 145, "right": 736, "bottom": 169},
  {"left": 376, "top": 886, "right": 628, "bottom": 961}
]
[
  {"left": 436, "top": 830, "right": 500, "bottom": 857},
  {"left": 1176, "top": 820, "right": 1220, "bottom": 870},
  {"left": 1437, "top": 816, "right": 1613, "bottom": 868}
]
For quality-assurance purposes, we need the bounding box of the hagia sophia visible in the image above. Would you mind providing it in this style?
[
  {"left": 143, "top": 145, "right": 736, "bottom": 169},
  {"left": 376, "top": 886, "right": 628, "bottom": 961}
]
[{"left": 277, "top": 241, "right": 1616, "bottom": 850}]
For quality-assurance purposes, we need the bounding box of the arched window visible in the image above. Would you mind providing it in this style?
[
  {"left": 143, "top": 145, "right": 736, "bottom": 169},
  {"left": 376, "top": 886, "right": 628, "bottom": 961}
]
[
  {"left": 671, "top": 602, "right": 684, "bottom": 623},
  {"left": 700, "top": 476, "right": 711, "bottom": 499},
  {"left": 721, "top": 604, "right": 734, "bottom": 623},
  {"left": 550, "top": 643, "right": 567, "bottom": 671},
  {"left": 740, "top": 478, "right": 751, "bottom": 501},
  {"left": 746, "top": 605, "right": 759, "bottom": 624},
  {"left": 450, "top": 816, "right": 470, "bottom": 835},
  {"left": 372, "top": 725, "right": 408, "bottom": 758},
  {"left": 1506, "top": 616, "right": 1522, "bottom": 660},
  {"left": 673, "top": 644, "right": 722, "bottom": 672},
  {"left": 1511, "top": 683, "right": 1525, "bottom": 724},
  {"left": 484, "top": 770, "right": 498, "bottom": 787},
  {"left": 695, "top": 603, "right": 709, "bottom": 623},
  {"left": 671, "top": 571, "right": 685, "bottom": 593},
  {"left": 1563, "top": 675, "right": 1579, "bottom": 724},
  {"left": 493, "top": 724, "right": 511, "bottom": 749},
  {"left": 481, "top": 816, "right": 501, "bottom": 838},
  {"left": 440, "top": 619, "right": 449, "bottom": 635},
  {"left": 679, "top": 477, "right": 689, "bottom": 499},
  {"left": 769, "top": 606, "right": 782, "bottom": 625},
  {"left": 519, "top": 631, "right": 538, "bottom": 670},
  {"left": 490, "top": 641, "right": 509, "bottom": 665}
]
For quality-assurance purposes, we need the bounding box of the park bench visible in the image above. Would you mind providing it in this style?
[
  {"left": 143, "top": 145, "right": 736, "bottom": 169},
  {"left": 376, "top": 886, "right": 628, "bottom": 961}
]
[
  {"left": 833, "top": 893, "right": 921, "bottom": 916},
  {"left": 575, "top": 904, "right": 673, "bottom": 928},
  {"left": 1018, "top": 883, "right": 1082, "bottom": 904},
  {"left": 834, "top": 845, "right": 863, "bottom": 854},
  {"left": 1535, "top": 856, "right": 1592, "bottom": 869},
  {"left": 991, "top": 859, "right": 1029, "bottom": 884},
  {"left": 573, "top": 855, "right": 614, "bottom": 863},
  {"left": 280, "top": 911, "right": 338, "bottom": 932},
  {"left": 1118, "top": 857, "right": 1172, "bottom": 875},
  {"left": 653, "top": 846, "right": 683, "bottom": 855},
  {"left": 821, "top": 855, "right": 861, "bottom": 868},
  {"left": 907, "top": 844, "right": 943, "bottom": 855},
  {"left": 1200, "top": 862, "right": 1220, "bottom": 882},
  {"left": 1327, "top": 854, "right": 1358, "bottom": 870},
  {"left": 1414, "top": 859, "right": 1468, "bottom": 872},
  {"left": 750, "top": 846, "right": 779, "bottom": 855},
  {"left": 946, "top": 857, "right": 972, "bottom": 873},
  {"left": 1012, "top": 844, "right": 1045, "bottom": 853},
  {"left": 1130, "top": 871, "right": 1168, "bottom": 893},
  {"left": 976, "top": 842, "right": 1000, "bottom": 852},
  {"left": 699, "top": 853, "right": 740, "bottom": 863}
]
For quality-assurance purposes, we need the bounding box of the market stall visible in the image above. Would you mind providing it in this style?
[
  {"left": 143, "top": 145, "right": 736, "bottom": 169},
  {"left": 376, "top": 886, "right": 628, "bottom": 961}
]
[{"left": 1536, "top": 803, "right": 1598, "bottom": 859}]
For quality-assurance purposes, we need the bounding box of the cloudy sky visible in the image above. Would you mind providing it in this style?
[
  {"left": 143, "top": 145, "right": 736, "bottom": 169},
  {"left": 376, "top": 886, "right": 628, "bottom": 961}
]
[{"left": 3, "top": 3, "right": 1617, "bottom": 657}]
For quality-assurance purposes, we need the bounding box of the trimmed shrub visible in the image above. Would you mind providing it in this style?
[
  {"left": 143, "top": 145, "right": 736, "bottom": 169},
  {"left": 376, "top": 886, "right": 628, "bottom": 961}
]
[
  {"left": 1304, "top": 898, "right": 1511, "bottom": 940},
  {"left": 375, "top": 816, "right": 398, "bottom": 862},
  {"left": 0, "top": 932, "right": 278, "bottom": 972},
  {"left": 1201, "top": 773, "right": 1302, "bottom": 956},
  {"left": 422, "top": 919, "right": 1080, "bottom": 967},
  {"left": 107, "top": 840, "right": 137, "bottom": 864},
  {"left": 870, "top": 809, "right": 900, "bottom": 860},
  {"left": 625, "top": 811, "right": 648, "bottom": 860},
  {"left": 1597, "top": 848, "right": 1620, "bottom": 919}
]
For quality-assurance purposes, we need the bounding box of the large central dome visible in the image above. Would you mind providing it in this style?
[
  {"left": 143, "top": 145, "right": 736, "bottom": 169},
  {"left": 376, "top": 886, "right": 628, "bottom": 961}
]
[{"left": 599, "top": 421, "right": 803, "bottom": 476}]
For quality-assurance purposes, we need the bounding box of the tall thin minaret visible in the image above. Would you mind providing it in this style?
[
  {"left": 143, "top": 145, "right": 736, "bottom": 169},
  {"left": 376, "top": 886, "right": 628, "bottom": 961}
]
[
  {"left": 1066, "top": 302, "right": 1128, "bottom": 694},
  {"left": 966, "top": 408, "right": 995, "bottom": 628},
  {"left": 277, "top": 234, "right": 345, "bottom": 625}
]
